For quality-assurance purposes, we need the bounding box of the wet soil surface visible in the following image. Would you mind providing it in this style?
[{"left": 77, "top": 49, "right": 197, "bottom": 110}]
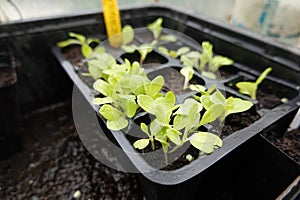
[
  {"left": 263, "top": 128, "right": 300, "bottom": 164},
  {"left": 0, "top": 102, "right": 141, "bottom": 200}
]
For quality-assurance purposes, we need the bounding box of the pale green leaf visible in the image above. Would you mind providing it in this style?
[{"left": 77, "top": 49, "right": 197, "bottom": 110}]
[
  {"left": 107, "top": 116, "right": 128, "bottom": 130},
  {"left": 175, "top": 98, "right": 203, "bottom": 115},
  {"left": 180, "top": 66, "right": 194, "bottom": 90},
  {"left": 81, "top": 44, "right": 93, "bottom": 58},
  {"left": 189, "top": 84, "right": 206, "bottom": 93},
  {"left": 210, "top": 90, "right": 226, "bottom": 104},
  {"left": 173, "top": 114, "right": 189, "bottom": 130},
  {"left": 166, "top": 128, "right": 182, "bottom": 145},
  {"left": 177, "top": 47, "right": 190, "bottom": 56},
  {"left": 140, "top": 123, "right": 149, "bottom": 136},
  {"left": 99, "top": 104, "right": 123, "bottom": 120},
  {"left": 86, "top": 38, "right": 100, "bottom": 45},
  {"left": 225, "top": 97, "right": 253, "bottom": 117},
  {"left": 200, "top": 95, "right": 213, "bottom": 110},
  {"left": 133, "top": 139, "right": 149, "bottom": 149},
  {"left": 201, "top": 71, "right": 217, "bottom": 79},
  {"left": 122, "top": 25, "right": 134, "bottom": 45},
  {"left": 147, "top": 75, "right": 164, "bottom": 97},
  {"left": 88, "top": 64, "right": 103, "bottom": 79},
  {"left": 147, "top": 17, "right": 163, "bottom": 40},
  {"left": 69, "top": 32, "right": 86, "bottom": 44},
  {"left": 212, "top": 56, "right": 233, "bottom": 68},
  {"left": 56, "top": 39, "right": 81, "bottom": 48},
  {"left": 137, "top": 95, "right": 154, "bottom": 113},
  {"left": 236, "top": 82, "right": 257, "bottom": 99},
  {"left": 121, "top": 45, "right": 136, "bottom": 53},
  {"left": 256, "top": 67, "right": 272, "bottom": 85},
  {"left": 199, "top": 103, "right": 225, "bottom": 125},
  {"left": 165, "top": 91, "right": 176, "bottom": 106},
  {"left": 160, "top": 34, "right": 177, "bottom": 42},
  {"left": 157, "top": 46, "right": 169, "bottom": 55},
  {"left": 190, "top": 132, "right": 222, "bottom": 154},
  {"left": 92, "top": 97, "right": 114, "bottom": 105},
  {"left": 93, "top": 79, "right": 113, "bottom": 96}
]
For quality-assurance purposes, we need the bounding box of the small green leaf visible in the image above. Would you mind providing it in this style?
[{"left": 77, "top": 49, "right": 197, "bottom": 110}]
[
  {"left": 175, "top": 98, "right": 203, "bottom": 115},
  {"left": 147, "top": 17, "right": 163, "bottom": 40},
  {"left": 86, "top": 38, "right": 100, "bottom": 45},
  {"left": 57, "top": 39, "right": 81, "bottom": 47},
  {"left": 107, "top": 116, "right": 128, "bottom": 130},
  {"left": 201, "top": 71, "right": 217, "bottom": 79},
  {"left": 140, "top": 123, "right": 149, "bottom": 136},
  {"left": 147, "top": 75, "right": 164, "bottom": 97},
  {"left": 212, "top": 56, "right": 233, "bottom": 69},
  {"left": 69, "top": 32, "right": 86, "bottom": 44},
  {"left": 122, "top": 25, "right": 134, "bottom": 45},
  {"left": 225, "top": 97, "right": 253, "bottom": 117},
  {"left": 93, "top": 46, "right": 106, "bottom": 54},
  {"left": 166, "top": 128, "right": 182, "bottom": 145},
  {"left": 173, "top": 114, "right": 189, "bottom": 130},
  {"left": 180, "top": 66, "right": 194, "bottom": 90},
  {"left": 81, "top": 44, "right": 93, "bottom": 58},
  {"left": 210, "top": 90, "right": 226, "bottom": 104},
  {"left": 160, "top": 34, "right": 177, "bottom": 42},
  {"left": 199, "top": 103, "right": 225, "bottom": 125},
  {"left": 150, "top": 119, "right": 163, "bottom": 136},
  {"left": 165, "top": 91, "right": 176, "bottom": 106},
  {"left": 121, "top": 45, "right": 136, "bottom": 53},
  {"left": 157, "top": 46, "right": 169, "bottom": 55},
  {"left": 88, "top": 64, "right": 103, "bottom": 79},
  {"left": 236, "top": 82, "right": 257, "bottom": 99},
  {"left": 137, "top": 95, "right": 154, "bottom": 113},
  {"left": 200, "top": 95, "right": 213, "bottom": 110},
  {"left": 99, "top": 104, "right": 123, "bottom": 120},
  {"left": 93, "top": 79, "right": 113, "bottom": 96},
  {"left": 92, "top": 97, "right": 114, "bottom": 105},
  {"left": 177, "top": 47, "right": 190, "bottom": 56},
  {"left": 190, "top": 132, "right": 222, "bottom": 154},
  {"left": 189, "top": 84, "right": 206, "bottom": 93},
  {"left": 133, "top": 139, "right": 150, "bottom": 149},
  {"left": 256, "top": 67, "right": 272, "bottom": 85}
]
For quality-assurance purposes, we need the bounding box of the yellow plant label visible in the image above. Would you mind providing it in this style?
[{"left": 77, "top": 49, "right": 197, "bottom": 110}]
[{"left": 102, "top": 0, "right": 122, "bottom": 47}]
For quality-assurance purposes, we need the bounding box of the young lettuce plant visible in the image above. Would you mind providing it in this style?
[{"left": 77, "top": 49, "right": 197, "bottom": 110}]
[
  {"left": 135, "top": 91, "right": 222, "bottom": 165},
  {"left": 147, "top": 17, "right": 177, "bottom": 42},
  {"left": 236, "top": 67, "right": 272, "bottom": 99},
  {"left": 190, "top": 84, "right": 254, "bottom": 125},
  {"left": 179, "top": 41, "right": 233, "bottom": 89},
  {"left": 92, "top": 60, "right": 165, "bottom": 130},
  {"left": 57, "top": 32, "right": 101, "bottom": 58}
]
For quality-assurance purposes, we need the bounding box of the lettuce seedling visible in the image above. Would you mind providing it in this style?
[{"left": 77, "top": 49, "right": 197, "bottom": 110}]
[
  {"left": 57, "top": 32, "right": 101, "bottom": 58},
  {"left": 236, "top": 67, "right": 272, "bottom": 99},
  {"left": 93, "top": 60, "right": 165, "bottom": 130},
  {"left": 135, "top": 91, "right": 222, "bottom": 165},
  {"left": 190, "top": 84, "right": 254, "bottom": 125},
  {"left": 147, "top": 17, "right": 177, "bottom": 42}
]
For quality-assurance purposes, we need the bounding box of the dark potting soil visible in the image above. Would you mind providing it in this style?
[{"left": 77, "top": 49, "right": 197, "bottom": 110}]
[
  {"left": 0, "top": 102, "right": 141, "bottom": 200},
  {"left": 263, "top": 128, "right": 300, "bottom": 164},
  {"left": 256, "top": 89, "right": 282, "bottom": 109},
  {"left": 221, "top": 109, "right": 261, "bottom": 139},
  {"left": 219, "top": 65, "right": 238, "bottom": 79}
]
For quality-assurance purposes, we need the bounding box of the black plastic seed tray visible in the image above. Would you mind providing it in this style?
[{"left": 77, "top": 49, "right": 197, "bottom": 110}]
[{"left": 47, "top": 5, "right": 300, "bottom": 199}]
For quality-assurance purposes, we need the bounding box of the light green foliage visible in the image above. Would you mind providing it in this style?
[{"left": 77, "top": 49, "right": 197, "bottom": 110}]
[
  {"left": 135, "top": 92, "right": 223, "bottom": 165},
  {"left": 236, "top": 67, "right": 272, "bottom": 99},
  {"left": 189, "top": 85, "right": 253, "bottom": 125},
  {"left": 57, "top": 32, "right": 101, "bottom": 58},
  {"left": 92, "top": 60, "right": 165, "bottom": 131}
]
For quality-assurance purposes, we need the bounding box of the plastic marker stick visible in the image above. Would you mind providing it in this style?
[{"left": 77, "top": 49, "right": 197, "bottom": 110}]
[{"left": 102, "top": 0, "right": 122, "bottom": 47}]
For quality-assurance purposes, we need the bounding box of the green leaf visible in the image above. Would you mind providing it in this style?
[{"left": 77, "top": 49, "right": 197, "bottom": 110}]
[
  {"left": 147, "top": 17, "right": 163, "bottom": 40},
  {"left": 166, "top": 128, "right": 182, "bottom": 145},
  {"left": 86, "top": 38, "right": 100, "bottom": 45},
  {"left": 133, "top": 139, "right": 150, "bottom": 149},
  {"left": 180, "top": 66, "right": 194, "bottom": 90},
  {"left": 138, "top": 43, "right": 154, "bottom": 63},
  {"left": 236, "top": 82, "right": 257, "bottom": 99},
  {"left": 225, "top": 97, "right": 253, "bottom": 117},
  {"left": 99, "top": 104, "right": 123, "bottom": 120},
  {"left": 150, "top": 119, "right": 164, "bottom": 136},
  {"left": 210, "top": 90, "right": 226, "bottom": 104},
  {"left": 140, "top": 123, "right": 149, "bottom": 136},
  {"left": 201, "top": 71, "right": 217, "bottom": 79},
  {"left": 121, "top": 45, "right": 136, "bottom": 53},
  {"left": 92, "top": 97, "right": 114, "bottom": 105},
  {"left": 199, "top": 41, "right": 213, "bottom": 71},
  {"left": 137, "top": 95, "right": 154, "bottom": 113},
  {"left": 81, "top": 44, "right": 93, "bottom": 58},
  {"left": 93, "top": 46, "right": 106, "bottom": 54},
  {"left": 147, "top": 75, "right": 164, "bottom": 97},
  {"left": 120, "top": 96, "right": 138, "bottom": 118},
  {"left": 177, "top": 47, "right": 190, "bottom": 56},
  {"left": 88, "top": 64, "right": 103, "bottom": 79},
  {"left": 200, "top": 95, "right": 213, "bottom": 110},
  {"left": 199, "top": 103, "right": 225, "bottom": 125},
  {"left": 122, "top": 25, "right": 134, "bottom": 45},
  {"left": 93, "top": 79, "right": 113, "bottom": 96},
  {"left": 160, "top": 34, "right": 177, "bottom": 42},
  {"left": 256, "top": 67, "right": 272, "bottom": 85},
  {"left": 57, "top": 39, "right": 81, "bottom": 48},
  {"left": 107, "top": 116, "right": 128, "bottom": 130},
  {"left": 173, "top": 114, "right": 189, "bottom": 131},
  {"left": 190, "top": 132, "right": 222, "bottom": 154},
  {"left": 157, "top": 46, "right": 169, "bottom": 55},
  {"left": 87, "top": 59, "right": 108, "bottom": 71},
  {"left": 212, "top": 56, "right": 233, "bottom": 69},
  {"left": 165, "top": 91, "right": 176, "bottom": 106},
  {"left": 129, "top": 75, "right": 148, "bottom": 95},
  {"left": 69, "top": 32, "right": 86, "bottom": 44},
  {"left": 175, "top": 98, "right": 203, "bottom": 115},
  {"left": 152, "top": 104, "right": 168, "bottom": 124},
  {"left": 189, "top": 84, "right": 206, "bottom": 93}
]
